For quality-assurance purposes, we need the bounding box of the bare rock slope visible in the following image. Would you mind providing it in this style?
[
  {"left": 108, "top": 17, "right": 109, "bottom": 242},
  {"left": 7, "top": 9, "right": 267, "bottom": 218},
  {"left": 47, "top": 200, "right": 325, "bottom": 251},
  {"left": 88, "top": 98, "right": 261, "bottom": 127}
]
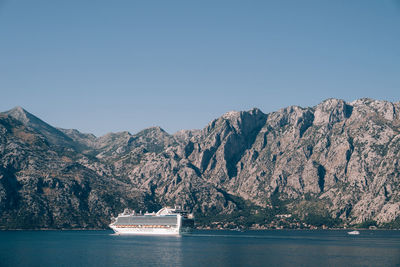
[{"left": 1, "top": 99, "right": 399, "bottom": 229}]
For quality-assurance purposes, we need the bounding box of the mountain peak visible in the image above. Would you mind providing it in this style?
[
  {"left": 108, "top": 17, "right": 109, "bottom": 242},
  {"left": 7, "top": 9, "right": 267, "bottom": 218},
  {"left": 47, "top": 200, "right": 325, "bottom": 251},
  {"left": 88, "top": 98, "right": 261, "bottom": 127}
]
[
  {"left": 222, "top": 110, "right": 240, "bottom": 119},
  {"left": 4, "top": 106, "right": 75, "bottom": 148},
  {"left": 12, "top": 106, "right": 25, "bottom": 112},
  {"left": 4, "top": 106, "right": 37, "bottom": 125},
  {"left": 136, "top": 126, "right": 169, "bottom": 138},
  {"left": 143, "top": 126, "right": 165, "bottom": 133}
]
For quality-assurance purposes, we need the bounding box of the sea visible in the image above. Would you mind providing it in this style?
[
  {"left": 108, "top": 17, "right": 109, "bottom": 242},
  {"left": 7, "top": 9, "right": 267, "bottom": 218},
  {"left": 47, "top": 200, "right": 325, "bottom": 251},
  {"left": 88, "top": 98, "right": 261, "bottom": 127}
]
[{"left": 0, "top": 230, "right": 399, "bottom": 267}]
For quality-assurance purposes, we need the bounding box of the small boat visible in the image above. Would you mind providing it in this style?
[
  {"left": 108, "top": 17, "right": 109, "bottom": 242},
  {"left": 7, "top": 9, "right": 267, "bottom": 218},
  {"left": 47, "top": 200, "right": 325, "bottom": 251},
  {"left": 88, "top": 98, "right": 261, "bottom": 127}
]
[{"left": 347, "top": 230, "right": 360, "bottom": 235}]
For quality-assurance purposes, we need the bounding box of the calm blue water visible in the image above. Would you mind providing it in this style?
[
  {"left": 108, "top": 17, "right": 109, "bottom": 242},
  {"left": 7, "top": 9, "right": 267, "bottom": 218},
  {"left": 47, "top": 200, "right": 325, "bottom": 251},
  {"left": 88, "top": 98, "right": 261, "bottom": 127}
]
[{"left": 0, "top": 230, "right": 399, "bottom": 267}]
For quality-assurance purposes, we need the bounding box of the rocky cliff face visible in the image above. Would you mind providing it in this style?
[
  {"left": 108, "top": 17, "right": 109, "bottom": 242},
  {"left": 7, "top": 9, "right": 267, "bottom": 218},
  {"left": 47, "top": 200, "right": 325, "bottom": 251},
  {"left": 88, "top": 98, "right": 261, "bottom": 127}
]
[{"left": 0, "top": 99, "right": 399, "bottom": 229}]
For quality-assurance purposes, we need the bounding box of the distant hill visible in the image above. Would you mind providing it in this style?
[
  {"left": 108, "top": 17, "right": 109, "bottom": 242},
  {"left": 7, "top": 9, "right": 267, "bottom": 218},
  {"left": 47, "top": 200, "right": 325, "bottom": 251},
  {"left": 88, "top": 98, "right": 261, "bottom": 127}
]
[{"left": 1, "top": 98, "right": 399, "bottom": 229}]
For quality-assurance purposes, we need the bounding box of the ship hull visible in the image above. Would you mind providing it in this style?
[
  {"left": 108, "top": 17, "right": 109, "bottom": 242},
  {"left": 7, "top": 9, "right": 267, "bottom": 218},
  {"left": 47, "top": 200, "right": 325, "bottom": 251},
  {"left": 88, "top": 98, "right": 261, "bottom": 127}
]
[{"left": 109, "top": 225, "right": 192, "bottom": 235}]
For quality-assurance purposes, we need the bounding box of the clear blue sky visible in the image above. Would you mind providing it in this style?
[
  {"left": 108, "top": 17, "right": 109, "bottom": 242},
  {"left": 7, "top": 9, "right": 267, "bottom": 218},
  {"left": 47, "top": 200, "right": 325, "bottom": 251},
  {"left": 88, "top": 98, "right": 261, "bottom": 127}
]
[{"left": 1, "top": 0, "right": 399, "bottom": 136}]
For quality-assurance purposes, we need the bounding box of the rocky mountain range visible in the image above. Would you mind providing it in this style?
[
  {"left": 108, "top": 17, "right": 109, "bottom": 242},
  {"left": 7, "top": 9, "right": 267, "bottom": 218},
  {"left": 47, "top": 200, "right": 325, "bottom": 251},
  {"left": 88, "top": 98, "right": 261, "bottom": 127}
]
[{"left": 0, "top": 98, "right": 399, "bottom": 229}]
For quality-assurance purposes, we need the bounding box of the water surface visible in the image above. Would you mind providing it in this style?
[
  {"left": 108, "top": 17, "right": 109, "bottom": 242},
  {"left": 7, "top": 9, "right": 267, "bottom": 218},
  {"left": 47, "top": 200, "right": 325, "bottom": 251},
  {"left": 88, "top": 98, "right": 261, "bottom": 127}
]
[{"left": 0, "top": 230, "right": 399, "bottom": 266}]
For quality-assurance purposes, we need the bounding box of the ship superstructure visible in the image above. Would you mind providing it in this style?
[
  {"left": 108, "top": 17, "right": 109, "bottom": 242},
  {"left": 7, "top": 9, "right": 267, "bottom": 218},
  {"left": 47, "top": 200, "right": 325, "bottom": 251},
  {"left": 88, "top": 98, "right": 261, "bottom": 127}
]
[{"left": 109, "top": 207, "right": 194, "bottom": 235}]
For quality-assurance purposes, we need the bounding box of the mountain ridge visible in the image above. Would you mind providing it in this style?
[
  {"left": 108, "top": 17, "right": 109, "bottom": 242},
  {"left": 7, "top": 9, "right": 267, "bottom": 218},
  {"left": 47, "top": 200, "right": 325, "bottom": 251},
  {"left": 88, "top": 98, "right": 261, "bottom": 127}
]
[{"left": 1, "top": 98, "right": 399, "bottom": 229}]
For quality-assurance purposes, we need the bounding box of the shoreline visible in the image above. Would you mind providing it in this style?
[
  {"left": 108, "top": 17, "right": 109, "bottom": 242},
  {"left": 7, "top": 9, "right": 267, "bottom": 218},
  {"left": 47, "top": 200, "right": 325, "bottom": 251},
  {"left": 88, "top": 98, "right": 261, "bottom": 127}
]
[{"left": 1, "top": 228, "right": 399, "bottom": 231}]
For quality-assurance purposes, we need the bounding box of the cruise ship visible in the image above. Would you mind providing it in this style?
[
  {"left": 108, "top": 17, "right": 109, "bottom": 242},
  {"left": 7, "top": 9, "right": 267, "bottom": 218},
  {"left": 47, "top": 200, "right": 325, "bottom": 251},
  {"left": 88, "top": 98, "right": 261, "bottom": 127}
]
[{"left": 109, "top": 207, "right": 195, "bottom": 235}]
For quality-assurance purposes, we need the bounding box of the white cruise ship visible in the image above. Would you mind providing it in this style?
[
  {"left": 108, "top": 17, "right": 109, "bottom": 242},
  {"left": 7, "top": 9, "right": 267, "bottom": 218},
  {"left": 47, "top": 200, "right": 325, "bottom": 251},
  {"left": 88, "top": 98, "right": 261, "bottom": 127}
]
[{"left": 109, "top": 207, "right": 195, "bottom": 235}]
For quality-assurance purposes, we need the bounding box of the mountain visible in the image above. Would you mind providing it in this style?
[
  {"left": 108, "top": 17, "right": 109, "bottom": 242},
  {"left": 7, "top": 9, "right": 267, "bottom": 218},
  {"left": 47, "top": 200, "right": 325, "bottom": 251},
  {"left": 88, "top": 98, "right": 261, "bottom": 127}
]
[
  {"left": 1, "top": 98, "right": 400, "bottom": 229},
  {"left": 4, "top": 107, "right": 76, "bottom": 150}
]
